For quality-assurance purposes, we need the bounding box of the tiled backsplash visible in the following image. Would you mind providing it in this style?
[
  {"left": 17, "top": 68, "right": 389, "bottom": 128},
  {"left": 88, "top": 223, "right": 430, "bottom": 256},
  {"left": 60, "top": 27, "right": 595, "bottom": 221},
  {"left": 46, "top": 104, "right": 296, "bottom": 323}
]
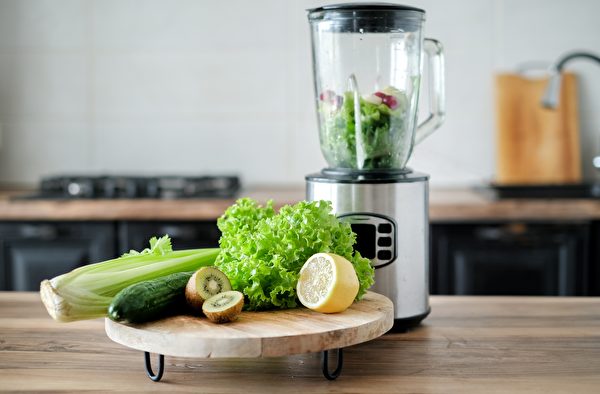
[{"left": 0, "top": 0, "right": 599, "bottom": 187}]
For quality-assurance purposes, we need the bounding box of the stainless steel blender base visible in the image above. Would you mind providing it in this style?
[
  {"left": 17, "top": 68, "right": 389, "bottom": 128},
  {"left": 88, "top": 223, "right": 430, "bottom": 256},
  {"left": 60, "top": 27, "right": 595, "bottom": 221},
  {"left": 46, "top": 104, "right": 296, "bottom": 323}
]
[
  {"left": 391, "top": 308, "right": 431, "bottom": 332},
  {"left": 306, "top": 171, "right": 430, "bottom": 322}
]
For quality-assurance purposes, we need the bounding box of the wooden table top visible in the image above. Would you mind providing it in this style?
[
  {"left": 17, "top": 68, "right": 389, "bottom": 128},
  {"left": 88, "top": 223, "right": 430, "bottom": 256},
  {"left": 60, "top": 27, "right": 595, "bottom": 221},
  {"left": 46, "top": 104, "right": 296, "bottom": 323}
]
[
  {"left": 1, "top": 292, "right": 599, "bottom": 393},
  {"left": 1, "top": 187, "right": 600, "bottom": 221}
]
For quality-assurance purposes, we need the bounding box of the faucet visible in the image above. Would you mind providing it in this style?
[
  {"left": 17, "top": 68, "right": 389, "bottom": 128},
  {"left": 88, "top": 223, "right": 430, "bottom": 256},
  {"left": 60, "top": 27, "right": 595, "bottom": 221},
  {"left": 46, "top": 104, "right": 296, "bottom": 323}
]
[{"left": 541, "top": 51, "right": 600, "bottom": 170}]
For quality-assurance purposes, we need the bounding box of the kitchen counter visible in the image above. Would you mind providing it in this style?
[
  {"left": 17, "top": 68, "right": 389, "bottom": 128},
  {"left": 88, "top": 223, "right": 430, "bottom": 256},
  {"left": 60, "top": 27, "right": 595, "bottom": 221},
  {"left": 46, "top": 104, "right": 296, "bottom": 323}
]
[
  {"left": 1, "top": 187, "right": 600, "bottom": 221},
  {"left": 1, "top": 293, "right": 599, "bottom": 393}
]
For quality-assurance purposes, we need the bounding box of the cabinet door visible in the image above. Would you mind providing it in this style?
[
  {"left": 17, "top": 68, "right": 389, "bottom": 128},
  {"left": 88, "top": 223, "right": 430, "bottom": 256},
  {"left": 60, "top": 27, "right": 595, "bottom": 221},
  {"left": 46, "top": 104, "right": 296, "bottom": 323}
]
[
  {"left": 0, "top": 222, "right": 115, "bottom": 291},
  {"left": 590, "top": 222, "right": 600, "bottom": 296},
  {"left": 118, "top": 221, "right": 220, "bottom": 254},
  {"left": 431, "top": 222, "right": 589, "bottom": 296}
]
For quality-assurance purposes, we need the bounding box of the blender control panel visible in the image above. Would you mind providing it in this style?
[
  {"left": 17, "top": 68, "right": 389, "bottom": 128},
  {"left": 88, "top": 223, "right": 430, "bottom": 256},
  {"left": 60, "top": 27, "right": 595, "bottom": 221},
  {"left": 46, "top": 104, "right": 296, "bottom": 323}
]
[{"left": 337, "top": 213, "right": 396, "bottom": 269}]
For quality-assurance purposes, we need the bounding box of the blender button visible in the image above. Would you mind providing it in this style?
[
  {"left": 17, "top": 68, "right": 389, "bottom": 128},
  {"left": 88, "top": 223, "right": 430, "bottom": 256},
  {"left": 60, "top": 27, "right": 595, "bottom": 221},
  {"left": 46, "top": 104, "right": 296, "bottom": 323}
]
[
  {"left": 378, "top": 237, "right": 392, "bottom": 247},
  {"left": 378, "top": 223, "right": 392, "bottom": 233},
  {"left": 377, "top": 250, "right": 392, "bottom": 260}
]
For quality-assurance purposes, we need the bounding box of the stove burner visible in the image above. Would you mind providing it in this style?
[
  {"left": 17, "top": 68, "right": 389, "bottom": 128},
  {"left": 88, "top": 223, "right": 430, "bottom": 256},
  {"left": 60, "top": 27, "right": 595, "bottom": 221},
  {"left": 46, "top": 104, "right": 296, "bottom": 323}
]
[{"left": 16, "top": 175, "right": 241, "bottom": 200}]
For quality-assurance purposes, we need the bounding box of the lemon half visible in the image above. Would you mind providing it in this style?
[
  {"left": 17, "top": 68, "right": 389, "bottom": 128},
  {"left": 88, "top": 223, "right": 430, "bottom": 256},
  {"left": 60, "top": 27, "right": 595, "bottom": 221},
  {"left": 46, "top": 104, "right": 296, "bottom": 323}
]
[{"left": 296, "top": 252, "right": 359, "bottom": 313}]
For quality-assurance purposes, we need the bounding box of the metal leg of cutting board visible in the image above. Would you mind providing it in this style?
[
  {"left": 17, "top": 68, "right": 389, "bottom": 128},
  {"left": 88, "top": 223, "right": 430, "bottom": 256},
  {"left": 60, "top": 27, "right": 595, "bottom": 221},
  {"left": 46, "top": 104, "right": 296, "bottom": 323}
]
[
  {"left": 144, "top": 352, "right": 164, "bottom": 382},
  {"left": 142, "top": 350, "right": 343, "bottom": 382},
  {"left": 322, "top": 348, "right": 343, "bottom": 380}
]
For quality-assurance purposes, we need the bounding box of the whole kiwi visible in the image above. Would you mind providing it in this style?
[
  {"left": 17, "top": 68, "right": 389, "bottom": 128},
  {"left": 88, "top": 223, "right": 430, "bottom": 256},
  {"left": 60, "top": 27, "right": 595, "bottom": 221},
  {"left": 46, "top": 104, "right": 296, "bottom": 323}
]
[
  {"left": 185, "top": 266, "right": 232, "bottom": 312},
  {"left": 202, "top": 291, "right": 244, "bottom": 323}
]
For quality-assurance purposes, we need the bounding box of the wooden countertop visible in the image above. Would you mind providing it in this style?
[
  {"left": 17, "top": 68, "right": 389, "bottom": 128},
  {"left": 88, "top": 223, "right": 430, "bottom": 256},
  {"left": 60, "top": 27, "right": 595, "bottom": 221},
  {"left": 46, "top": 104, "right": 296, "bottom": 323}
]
[
  {"left": 1, "top": 293, "right": 599, "bottom": 393},
  {"left": 1, "top": 187, "right": 600, "bottom": 221}
]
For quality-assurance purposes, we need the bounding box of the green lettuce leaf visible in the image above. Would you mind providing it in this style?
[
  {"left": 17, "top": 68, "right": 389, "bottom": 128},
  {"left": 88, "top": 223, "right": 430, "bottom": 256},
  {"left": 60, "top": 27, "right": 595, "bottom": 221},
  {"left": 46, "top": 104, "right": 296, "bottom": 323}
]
[
  {"left": 215, "top": 198, "right": 375, "bottom": 311},
  {"left": 319, "top": 88, "right": 410, "bottom": 169}
]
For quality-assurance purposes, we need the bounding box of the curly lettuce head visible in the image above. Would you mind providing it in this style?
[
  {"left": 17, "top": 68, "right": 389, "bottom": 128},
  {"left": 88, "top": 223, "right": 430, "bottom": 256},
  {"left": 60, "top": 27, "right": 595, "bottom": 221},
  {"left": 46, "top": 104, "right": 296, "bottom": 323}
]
[{"left": 215, "top": 198, "right": 375, "bottom": 311}]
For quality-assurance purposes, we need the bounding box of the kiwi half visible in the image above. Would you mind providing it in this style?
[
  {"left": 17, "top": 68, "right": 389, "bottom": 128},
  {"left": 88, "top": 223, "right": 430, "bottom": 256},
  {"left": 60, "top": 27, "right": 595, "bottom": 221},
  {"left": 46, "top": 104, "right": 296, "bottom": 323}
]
[
  {"left": 185, "top": 266, "right": 232, "bottom": 312},
  {"left": 202, "top": 290, "right": 244, "bottom": 323}
]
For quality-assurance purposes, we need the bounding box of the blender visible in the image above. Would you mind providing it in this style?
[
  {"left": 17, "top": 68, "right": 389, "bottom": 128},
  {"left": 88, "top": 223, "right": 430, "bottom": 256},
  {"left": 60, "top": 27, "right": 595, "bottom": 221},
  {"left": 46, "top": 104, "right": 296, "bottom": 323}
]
[{"left": 305, "top": 3, "right": 445, "bottom": 327}]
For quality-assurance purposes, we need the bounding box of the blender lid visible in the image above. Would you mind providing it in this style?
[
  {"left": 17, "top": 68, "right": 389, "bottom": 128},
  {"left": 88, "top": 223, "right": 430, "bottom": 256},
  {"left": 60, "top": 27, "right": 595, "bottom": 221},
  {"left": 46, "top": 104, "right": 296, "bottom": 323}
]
[
  {"left": 307, "top": 3, "right": 425, "bottom": 32},
  {"left": 307, "top": 3, "right": 425, "bottom": 14}
]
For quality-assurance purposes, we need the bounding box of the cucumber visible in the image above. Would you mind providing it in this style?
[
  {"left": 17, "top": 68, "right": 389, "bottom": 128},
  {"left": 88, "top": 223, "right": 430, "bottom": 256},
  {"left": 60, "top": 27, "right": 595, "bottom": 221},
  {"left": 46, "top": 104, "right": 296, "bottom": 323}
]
[{"left": 108, "top": 271, "right": 193, "bottom": 324}]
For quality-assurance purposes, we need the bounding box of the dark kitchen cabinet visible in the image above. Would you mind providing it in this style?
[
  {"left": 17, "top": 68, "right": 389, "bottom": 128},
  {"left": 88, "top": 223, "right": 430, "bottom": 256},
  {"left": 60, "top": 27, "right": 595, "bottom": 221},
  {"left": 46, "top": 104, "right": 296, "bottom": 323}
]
[
  {"left": 1, "top": 216, "right": 596, "bottom": 297},
  {"left": 590, "top": 222, "right": 600, "bottom": 296},
  {"left": 118, "top": 221, "right": 220, "bottom": 254},
  {"left": 430, "top": 222, "right": 590, "bottom": 296},
  {"left": 0, "top": 222, "right": 116, "bottom": 291}
]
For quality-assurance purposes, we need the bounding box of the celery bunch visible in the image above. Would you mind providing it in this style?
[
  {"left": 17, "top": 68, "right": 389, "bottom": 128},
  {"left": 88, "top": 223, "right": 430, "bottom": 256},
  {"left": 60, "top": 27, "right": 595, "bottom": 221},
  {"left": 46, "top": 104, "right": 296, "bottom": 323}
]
[{"left": 40, "top": 235, "right": 219, "bottom": 322}]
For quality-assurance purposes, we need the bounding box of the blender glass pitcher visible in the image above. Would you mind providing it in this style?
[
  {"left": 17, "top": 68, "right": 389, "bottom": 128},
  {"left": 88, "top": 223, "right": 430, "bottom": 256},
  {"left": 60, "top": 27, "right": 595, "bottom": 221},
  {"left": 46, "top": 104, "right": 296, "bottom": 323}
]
[{"left": 308, "top": 3, "right": 445, "bottom": 171}]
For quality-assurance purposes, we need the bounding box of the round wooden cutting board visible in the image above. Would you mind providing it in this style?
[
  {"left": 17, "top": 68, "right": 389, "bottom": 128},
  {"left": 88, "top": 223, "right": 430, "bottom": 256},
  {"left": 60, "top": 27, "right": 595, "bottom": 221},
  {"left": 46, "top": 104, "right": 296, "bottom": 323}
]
[{"left": 105, "top": 291, "right": 393, "bottom": 358}]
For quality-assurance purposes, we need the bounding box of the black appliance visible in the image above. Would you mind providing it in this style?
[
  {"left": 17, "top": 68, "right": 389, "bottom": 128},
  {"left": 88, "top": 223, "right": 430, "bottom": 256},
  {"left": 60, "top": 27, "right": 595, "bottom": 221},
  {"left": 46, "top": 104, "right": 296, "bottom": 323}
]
[
  {"left": 489, "top": 183, "right": 600, "bottom": 199},
  {"left": 431, "top": 222, "right": 589, "bottom": 296},
  {"left": 13, "top": 175, "right": 241, "bottom": 200},
  {"left": 0, "top": 222, "right": 116, "bottom": 291}
]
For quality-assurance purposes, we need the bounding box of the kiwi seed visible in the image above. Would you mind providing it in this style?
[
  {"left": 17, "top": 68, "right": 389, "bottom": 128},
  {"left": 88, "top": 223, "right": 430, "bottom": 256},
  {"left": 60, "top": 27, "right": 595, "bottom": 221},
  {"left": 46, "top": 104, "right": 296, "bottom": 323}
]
[
  {"left": 202, "top": 290, "right": 244, "bottom": 324},
  {"left": 185, "top": 267, "right": 232, "bottom": 312}
]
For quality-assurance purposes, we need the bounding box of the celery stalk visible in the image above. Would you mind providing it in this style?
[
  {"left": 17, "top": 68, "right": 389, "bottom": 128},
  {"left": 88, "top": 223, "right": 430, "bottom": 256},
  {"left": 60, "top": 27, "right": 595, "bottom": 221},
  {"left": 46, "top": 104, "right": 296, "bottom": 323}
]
[{"left": 40, "top": 235, "right": 219, "bottom": 322}]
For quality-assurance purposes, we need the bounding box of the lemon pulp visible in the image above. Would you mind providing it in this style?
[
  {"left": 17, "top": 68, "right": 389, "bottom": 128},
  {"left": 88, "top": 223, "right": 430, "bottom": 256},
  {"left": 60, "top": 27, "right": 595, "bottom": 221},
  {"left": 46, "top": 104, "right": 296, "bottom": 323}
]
[{"left": 297, "top": 252, "right": 359, "bottom": 313}]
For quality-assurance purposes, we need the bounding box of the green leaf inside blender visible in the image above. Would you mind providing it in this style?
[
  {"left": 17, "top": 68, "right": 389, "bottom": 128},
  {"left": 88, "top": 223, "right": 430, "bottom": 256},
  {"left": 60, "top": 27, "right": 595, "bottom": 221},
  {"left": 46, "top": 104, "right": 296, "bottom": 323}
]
[{"left": 318, "top": 86, "right": 410, "bottom": 170}]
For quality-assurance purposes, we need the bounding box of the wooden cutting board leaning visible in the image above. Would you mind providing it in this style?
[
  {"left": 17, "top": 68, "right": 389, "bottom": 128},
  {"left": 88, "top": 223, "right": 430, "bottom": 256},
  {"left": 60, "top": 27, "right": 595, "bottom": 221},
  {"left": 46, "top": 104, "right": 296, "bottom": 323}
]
[{"left": 495, "top": 72, "right": 581, "bottom": 184}]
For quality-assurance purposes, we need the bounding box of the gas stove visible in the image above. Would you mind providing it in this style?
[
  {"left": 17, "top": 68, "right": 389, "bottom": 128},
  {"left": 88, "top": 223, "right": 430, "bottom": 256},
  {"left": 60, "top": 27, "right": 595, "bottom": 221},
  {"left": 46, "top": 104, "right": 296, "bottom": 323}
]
[{"left": 14, "top": 175, "right": 241, "bottom": 200}]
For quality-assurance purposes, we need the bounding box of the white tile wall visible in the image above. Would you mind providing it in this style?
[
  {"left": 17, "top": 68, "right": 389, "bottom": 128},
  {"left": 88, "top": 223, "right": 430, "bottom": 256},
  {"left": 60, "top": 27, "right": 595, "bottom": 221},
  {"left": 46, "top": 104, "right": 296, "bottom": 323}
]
[
  {"left": 0, "top": 53, "right": 88, "bottom": 121},
  {"left": 90, "top": 118, "right": 290, "bottom": 184},
  {"left": 92, "top": 0, "right": 289, "bottom": 51},
  {"left": 0, "top": 0, "right": 87, "bottom": 51},
  {"left": 0, "top": 0, "right": 599, "bottom": 187},
  {"left": 0, "top": 121, "right": 90, "bottom": 182},
  {"left": 93, "top": 50, "right": 288, "bottom": 121}
]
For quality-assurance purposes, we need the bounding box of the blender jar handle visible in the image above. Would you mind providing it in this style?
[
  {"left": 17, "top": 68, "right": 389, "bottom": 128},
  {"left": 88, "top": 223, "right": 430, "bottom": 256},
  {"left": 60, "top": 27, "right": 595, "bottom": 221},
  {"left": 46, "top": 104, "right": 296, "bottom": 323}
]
[{"left": 415, "top": 38, "right": 446, "bottom": 145}]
